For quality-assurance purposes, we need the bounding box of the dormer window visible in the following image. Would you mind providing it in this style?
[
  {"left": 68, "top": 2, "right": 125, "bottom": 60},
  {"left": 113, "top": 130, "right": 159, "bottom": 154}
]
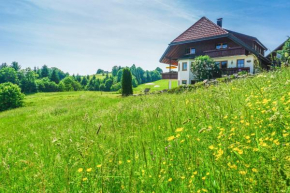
[
  {"left": 216, "top": 43, "right": 228, "bottom": 49},
  {"left": 185, "top": 48, "right": 196, "bottom": 55}
]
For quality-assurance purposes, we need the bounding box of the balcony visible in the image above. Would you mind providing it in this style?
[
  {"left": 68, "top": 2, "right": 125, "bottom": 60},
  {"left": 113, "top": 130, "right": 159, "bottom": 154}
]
[
  {"left": 222, "top": 67, "right": 250, "bottom": 75},
  {"left": 203, "top": 47, "right": 246, "bottom": 58}
]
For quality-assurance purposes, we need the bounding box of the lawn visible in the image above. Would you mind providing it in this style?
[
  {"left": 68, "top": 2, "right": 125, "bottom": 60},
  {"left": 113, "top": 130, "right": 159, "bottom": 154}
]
[
  {"left": 0, "top": 69, "right": 289, "bottom": 192},
  {"left": 133, "top": 79, "right": 178, "bottom": 93}
]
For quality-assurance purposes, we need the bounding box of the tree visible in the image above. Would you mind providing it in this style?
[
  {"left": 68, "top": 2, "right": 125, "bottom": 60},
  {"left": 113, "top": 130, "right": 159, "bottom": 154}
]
[
  {"left": 81, "top": 77, "right": 88, "bottom": 86},
  {"left": 0, "top": 67, "right": 19, "bottom": 84},
  {"left": 41, "top": 65, "right": 49, "bottom": 78},
  {"left": 116, "top": 69, "right": 123, "bottom": 82},
  {"left": 0, "top": 82, "right": 24, "bottom": 111},
  {"left": 60, "top": 77, "right": 82, "bottom": 91},
  {"left": 277, "top": 38, "right": 290, "bottom": 67},
  {"left": 99, "top": 83, "right": 105, "bottom": 91},
  {"left": 97, "top": 69, "right": 104, "bottom": 74},
  {"left": 50, "top": 69, "right": 60, "bottom": 84},
  {"left": 19, "top": 68, "right": 37, "bottom": 93},
  {"left": 121, "top": 68, "right": 133, "bottom": 96},
  {"left": 11, "top": 61, "right": 21, "bottom": 71},
  {"left": 36, "top": 78, "right": 59, "bottom": 92},
  {"left": 0, "top": 63, "right": 8, "bottom": 69},
  {"left": 104, "top": 79, "right": 113, "bottom": 91},
  {"left": 155, "top": 67, "right": 163, "bottom": 74},
  {"left": 191, "top": 55, "right": 221, "bottom": 81},
  {"left": 112, "top": 66, "right": 119, "bottom": 76}
]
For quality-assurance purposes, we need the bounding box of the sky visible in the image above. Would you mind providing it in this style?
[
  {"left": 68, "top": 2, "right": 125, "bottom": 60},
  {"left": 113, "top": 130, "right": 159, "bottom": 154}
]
[{"left": 0, "top": 0, "right": 289, "bottom": 75}]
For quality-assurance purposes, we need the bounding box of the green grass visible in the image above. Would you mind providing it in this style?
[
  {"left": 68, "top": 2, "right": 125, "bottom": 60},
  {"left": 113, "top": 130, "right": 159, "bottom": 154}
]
[
  {"left": 133, "top": 79, "right": 178, "bottom": 93},
  {"left": 0, "top": 69, "right": 290, "bottom": 192},
  {"left": 90, "top": 73, "right": 112, "bottom": 80}
]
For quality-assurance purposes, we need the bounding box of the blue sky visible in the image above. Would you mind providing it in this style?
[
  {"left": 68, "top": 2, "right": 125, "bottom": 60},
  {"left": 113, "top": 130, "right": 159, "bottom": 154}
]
[{"left": 0, "top": 0, "right": 289, "bottom": 75}]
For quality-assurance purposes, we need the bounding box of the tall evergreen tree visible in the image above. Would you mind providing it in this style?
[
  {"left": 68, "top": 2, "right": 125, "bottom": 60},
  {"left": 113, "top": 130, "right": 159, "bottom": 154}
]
[
  {"left": 0, "top": 63, "right": 8, "bottom": 69},
  {"left": 11, "top": 61, "right": 21, "bottom": 71},
  {"left": 121, "top": 68, "right": 133, "bottom": 96},
  {"left": 50, "top": 69, "right": 60, "bottom": 84},
  {"left": 41, "top": 65, "right": 49, "bottom": 78}
]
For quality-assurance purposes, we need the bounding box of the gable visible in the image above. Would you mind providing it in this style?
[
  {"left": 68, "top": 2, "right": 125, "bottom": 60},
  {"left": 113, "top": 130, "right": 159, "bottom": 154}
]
[{"left": 172, "top": 17, "right": 228, "bottom": 43}]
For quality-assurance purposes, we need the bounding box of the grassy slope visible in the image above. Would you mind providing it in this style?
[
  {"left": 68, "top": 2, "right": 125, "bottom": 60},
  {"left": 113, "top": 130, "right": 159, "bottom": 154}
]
[
  {"left": 133, "top": 79, "right": 178, "bottom": 93},
  {"left": 90, "top": 73, "right": 112, "bottom": 80},
  {"left": 0, "top": 69, "right": 290, "bottom": 192}
]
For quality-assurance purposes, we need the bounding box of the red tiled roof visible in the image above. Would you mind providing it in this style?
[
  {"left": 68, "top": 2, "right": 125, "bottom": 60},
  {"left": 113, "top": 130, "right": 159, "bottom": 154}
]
[{"left": 172, "top": 17, "right": 228, "bottom": 43}]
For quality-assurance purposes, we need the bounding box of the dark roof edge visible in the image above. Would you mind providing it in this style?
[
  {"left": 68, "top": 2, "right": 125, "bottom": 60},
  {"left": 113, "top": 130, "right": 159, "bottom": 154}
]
[
  {"left": 159, "top": 45, "right": 172, "bottom": 63},
  {"left": 266, "top": 37, "right": 289, "bottom": 58},
  {"left": 226, "top": 29, "right": 268, "bottom": 50},
  {"left": 228, "top": 34, "right": 270, "bottom": 63}
]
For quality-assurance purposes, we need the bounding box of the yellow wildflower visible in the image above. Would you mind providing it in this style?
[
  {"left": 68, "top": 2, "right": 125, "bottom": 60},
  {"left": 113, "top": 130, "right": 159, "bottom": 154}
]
[
  {"left": 78, "top": 168, "right": 83, "bottom": 173},
  {"left": 83, "top": 177, "right": 88, "bottom": 181},
  {"left": 127, "top": 160, "right": 131, "bottom": 163},
  {"left": 175, "top": 128, "right": 184, "bottom": 132},
  {"left": 202, "top": 176, "right": 206, "bottom": 180},
  {"left": 167, "top": 136, "right": 175, "bottom": 141},
  {"left": 252, "top": 168, "right": 258, "bottom": 173},
  {"left": 168, "top": 178, "right": 172, "bottom": 182},
  {"left": 97, "top": 164, "right": 102, "bottom": 168},
  {"left": 239, "top": 171, "right": 247, "bottom": 175},
  {"left": 193, "top": 171, "right": 198, "bottom": 175},
  {"left": 118, "top": 161, "right": 122, "bottom": 165},
  {"left": 86, "top": 168, "right": 92, "bottom": 172},
  {"left": 209, "top": 145, "right": 215, "bottom": 150},
  {"left": 181, "top": 176, "right": 185, "bottom": 180}
]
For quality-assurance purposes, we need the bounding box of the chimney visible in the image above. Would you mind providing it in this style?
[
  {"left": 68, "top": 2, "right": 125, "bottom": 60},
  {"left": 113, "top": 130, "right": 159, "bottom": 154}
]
[{"left": 217, "top": 18, "right": 223, "bottom": 27}]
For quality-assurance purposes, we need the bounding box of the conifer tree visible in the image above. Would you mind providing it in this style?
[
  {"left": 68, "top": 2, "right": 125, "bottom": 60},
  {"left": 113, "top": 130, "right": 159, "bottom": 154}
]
[{"left": 121, "top": 68, "right": 133, "bottom": 96}]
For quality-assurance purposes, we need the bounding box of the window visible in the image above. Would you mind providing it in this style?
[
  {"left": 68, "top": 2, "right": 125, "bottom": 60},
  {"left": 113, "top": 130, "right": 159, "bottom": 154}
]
[
  {"left": 190, "top": 48, "right": 196, "bottom": 54},
  {"left": 182, "top": 80, "right": 187, "bottom": 85},
  {"left": 182, "top": 62, "right": 187, "bottom": 71},
  {"left": 185, "top": 48, "right": 196, "bottom": 55},
  {"left": 215, "top": 61, "right": 227, "bottom": 69},
  {"left": 237, "top": 59, "right": 245, "bottom": 68},
  {"left": 221, "top": 61, "right": 228, "bottom": 69},
  {"left": 216, "top": 43, "right": 228, "bottom": 50}
]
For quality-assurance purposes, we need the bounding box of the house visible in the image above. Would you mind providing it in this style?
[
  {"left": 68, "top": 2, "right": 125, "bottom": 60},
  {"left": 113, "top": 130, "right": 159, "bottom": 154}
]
[
  {"left": 266, "top": 38, "right": 290, "bottom": 67},
  {"left": 159, "top": 17, "right": 270, "bottom": 85}
]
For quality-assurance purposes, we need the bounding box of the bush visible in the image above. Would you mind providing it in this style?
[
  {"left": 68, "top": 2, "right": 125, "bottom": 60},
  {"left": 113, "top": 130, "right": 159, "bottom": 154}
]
[
  {"left": 111, "top": 82, "right": 122, "bottom": 91},
  {"left": 0, "top": 82, "right": 24, "bottom": 111},
  {"left": 36, "top": 78, "right": 59, "bottom": 92},
  {"left": 60, "top": 77, "right": 82, "bottom": 91}
]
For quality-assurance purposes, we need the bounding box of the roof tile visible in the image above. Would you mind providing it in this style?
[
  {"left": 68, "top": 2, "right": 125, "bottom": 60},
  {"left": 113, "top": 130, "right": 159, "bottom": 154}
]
[{"left": 172, "top": 17, "right": 228, "bottom": 43}]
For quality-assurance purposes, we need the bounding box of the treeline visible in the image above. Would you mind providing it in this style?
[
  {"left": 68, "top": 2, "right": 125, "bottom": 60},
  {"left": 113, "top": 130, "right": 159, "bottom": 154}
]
[{"left": 0, "top": 62, "right": 162, "bottom": 93}]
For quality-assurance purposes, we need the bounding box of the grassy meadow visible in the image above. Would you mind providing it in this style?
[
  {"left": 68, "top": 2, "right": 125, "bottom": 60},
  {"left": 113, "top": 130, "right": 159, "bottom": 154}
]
[
  {"left": 0, "top": 69, "right": 290, "bottom": 192},
  {"left": 133, "top": 79, "right": 178, "bottom": 93}
]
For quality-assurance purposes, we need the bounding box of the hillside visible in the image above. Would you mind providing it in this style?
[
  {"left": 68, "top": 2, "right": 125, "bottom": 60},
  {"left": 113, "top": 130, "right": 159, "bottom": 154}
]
[
  {"left": 0, "top": 69, "right": 290, "bottom": 192},
  {"left": 133, "top": 79, "right": 178, "bottom": 93}
]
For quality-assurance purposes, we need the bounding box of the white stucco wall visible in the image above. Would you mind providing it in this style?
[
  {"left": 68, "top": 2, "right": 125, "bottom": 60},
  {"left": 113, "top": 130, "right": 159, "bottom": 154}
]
[
  {"left": 214, "top": 55, "right": 255, "bottom": 73},
  {"left": 177, "top": 59, "right": 195, "bottom": 86},
  {"left": 177, "top": 54, "right": 256, "bottom": 85}
]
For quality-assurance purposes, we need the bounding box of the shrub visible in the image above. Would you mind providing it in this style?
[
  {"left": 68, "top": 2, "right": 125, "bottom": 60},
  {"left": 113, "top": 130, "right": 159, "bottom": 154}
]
[
  {"left": 121, "top": 68, "right": 133, "bottom": 96},
  {"left": 60, "top": 77, "right": 82, "bottom": 91},
  {"left": 36, "top": 78, "right": 59, "bottom": 92},
  {"left": 0, "top": 82, "right": 24, "bottom": 111},
  {"left": 111, "top": 82, "right": 122, "bottom": 91}
]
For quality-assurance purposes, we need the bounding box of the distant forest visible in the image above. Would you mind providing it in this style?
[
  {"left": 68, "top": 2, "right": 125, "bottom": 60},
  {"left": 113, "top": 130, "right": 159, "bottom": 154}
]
[{"left": 0, "top": 62, "right": 163, "bottom": 93}]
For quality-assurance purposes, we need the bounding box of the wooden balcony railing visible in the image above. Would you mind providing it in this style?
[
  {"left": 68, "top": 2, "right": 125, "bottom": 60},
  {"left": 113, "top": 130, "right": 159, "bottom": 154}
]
[
  {"left": 162, "top": 72, "right": 178, "bottom": 79},
  {"left": 222, "top": 67, "right": 250, "bottom": 75},
  {"left": 204, "top": 47, "right": 246, "bottom": 58}
]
